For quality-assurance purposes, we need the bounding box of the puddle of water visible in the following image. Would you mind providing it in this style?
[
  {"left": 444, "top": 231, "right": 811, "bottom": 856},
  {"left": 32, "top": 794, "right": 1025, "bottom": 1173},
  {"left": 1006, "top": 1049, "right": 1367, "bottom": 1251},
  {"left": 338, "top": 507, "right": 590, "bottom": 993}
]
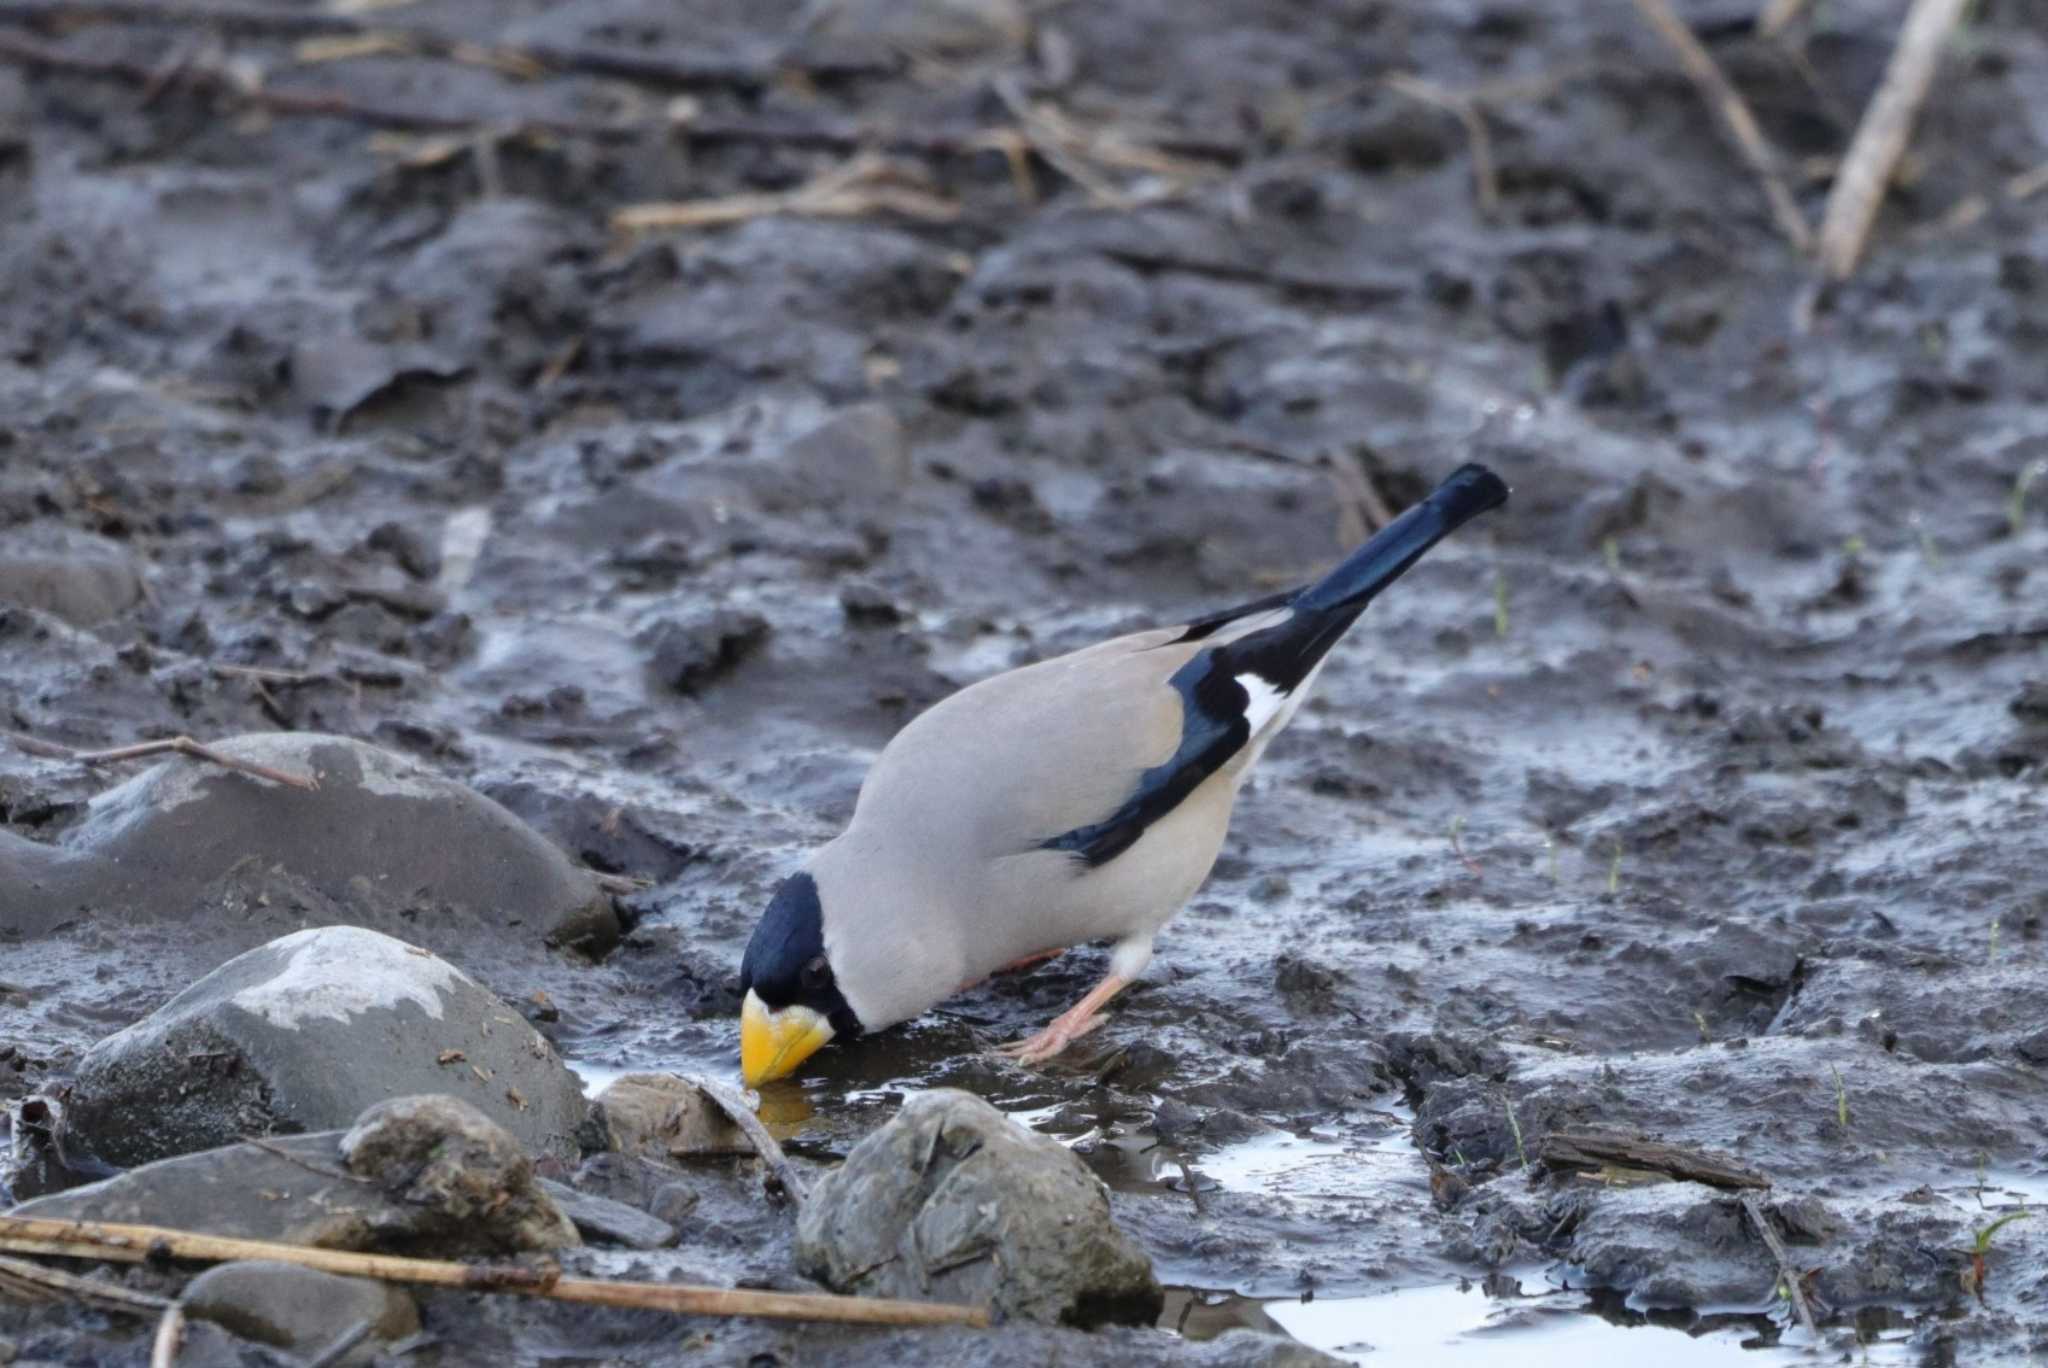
[
  {"left": 1188, "top": 1116, "right": 1421, "bottom": 1203},
  {"left": 1169, "top": 1276, "right": 1930, "bottom": 1366},
  {"left": 567, "top": 1058, "right": 632, "bottom": 1097}
]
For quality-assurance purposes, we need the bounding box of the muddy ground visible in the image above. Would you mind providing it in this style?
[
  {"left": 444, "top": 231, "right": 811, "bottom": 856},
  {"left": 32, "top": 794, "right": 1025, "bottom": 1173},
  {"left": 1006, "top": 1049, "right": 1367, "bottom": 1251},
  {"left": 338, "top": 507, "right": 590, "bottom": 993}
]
[{"left": 2, "top": 0, "right": 2047, "bottom": 1362}]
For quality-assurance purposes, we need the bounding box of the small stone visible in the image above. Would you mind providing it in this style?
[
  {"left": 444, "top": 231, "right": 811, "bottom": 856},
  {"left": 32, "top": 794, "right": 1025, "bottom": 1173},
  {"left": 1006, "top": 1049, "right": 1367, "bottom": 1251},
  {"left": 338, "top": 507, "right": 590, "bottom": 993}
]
[
  {"left": 593, "top": 1072, "right": 752, "bottom": 1159},
  {"left": 795, "top": 1089, "right": 1161, "bottom": 1326},
  {"left": 839, "top": 581, "right": 903, "bottom": 625},
  {"left": 540, "top": 1177, "right": 677, "bottom": 1249},
  {"left": 181, "top": 1261, "right": 419, "bottom": 1366},
  {"left": 366, "top": 521, "right": 441, "bottom": 581},
  {"left": 650, "top": 1181, "right": 702, "bottom": 1226},
  {"left": 341, "top": 1094, "right": 580, "bottom": 1253},
  {"left": 0, "top": 531, "right": 144, "bottom": 627},
  {"left": 640, "top": 610, "right": 772, "bottom": 693},
  {"left": 775, "top": 402, "right": 910, "bottom": 504}
]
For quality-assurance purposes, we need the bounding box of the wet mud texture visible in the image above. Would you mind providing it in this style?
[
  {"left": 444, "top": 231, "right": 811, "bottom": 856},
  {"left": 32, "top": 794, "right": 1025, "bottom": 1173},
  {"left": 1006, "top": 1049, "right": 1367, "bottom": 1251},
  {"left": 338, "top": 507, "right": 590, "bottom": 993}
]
[{"left": 3, "top": 0, "right": 2047, "bottom": 1363}]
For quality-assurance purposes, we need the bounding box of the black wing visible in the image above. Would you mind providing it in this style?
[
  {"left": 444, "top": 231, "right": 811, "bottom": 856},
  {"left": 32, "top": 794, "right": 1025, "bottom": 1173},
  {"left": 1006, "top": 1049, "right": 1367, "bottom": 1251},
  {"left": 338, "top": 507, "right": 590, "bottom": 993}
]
[{"left": 1038, "top": 463, "right": 1510, "bottom": 870}]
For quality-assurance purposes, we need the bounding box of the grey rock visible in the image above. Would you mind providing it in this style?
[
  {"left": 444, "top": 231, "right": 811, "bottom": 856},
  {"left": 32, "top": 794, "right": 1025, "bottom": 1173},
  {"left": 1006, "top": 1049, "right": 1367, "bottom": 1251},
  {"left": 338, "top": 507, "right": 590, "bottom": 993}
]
[
  {"left": 8, "top": 1127, "right": 571, "bottom": 1256},
  {"left": 181, "top": 1260, "right": 419, "bottom": 1366},
  {"left": 795, "top": 1089, "right": 1162, "bottom": 1327},
  {"left": 540, "top": 1177, "right": 677, "bottom": 1249},
  {"left": 65, "top": 926, "right": 588, "bottom": 1167},
  {"left": 640, "top": 608, "right": 771, "bottom": 694},
  {"left": 771, "top": 402, "right": 910, "bottom": 507},
  {"left": 0, "top": 732, "right": 617, "bottom": 955},
  {"left": 650, "top": 1180, "right": 702, "bottom": 1227},
  {"left": 341, "top": 1094, "right": 580, "bottom": 1253},
  {"left": 593, "top": 1072, "right": 752, "bottom": 1159},
  {"left": 289, "top": 332, "right": 467, "bottom": 426},
  {"left": 1564, "top": 1186, "right": 1771, "bottom": 1306},
  {"left": 0, "top": 542, "right": 143, "bottom": 626}
]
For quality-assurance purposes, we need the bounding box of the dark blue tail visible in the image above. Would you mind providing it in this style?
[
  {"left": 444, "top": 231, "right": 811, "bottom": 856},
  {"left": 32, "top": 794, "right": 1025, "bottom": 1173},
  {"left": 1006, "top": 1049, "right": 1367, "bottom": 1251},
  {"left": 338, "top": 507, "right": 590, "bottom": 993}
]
[
  {"left": 1220, "top": 463, "right": 1508, "bottom": 690},
  {"left": 1295, "top": 463, "right": 1510, "bottom": 617}
]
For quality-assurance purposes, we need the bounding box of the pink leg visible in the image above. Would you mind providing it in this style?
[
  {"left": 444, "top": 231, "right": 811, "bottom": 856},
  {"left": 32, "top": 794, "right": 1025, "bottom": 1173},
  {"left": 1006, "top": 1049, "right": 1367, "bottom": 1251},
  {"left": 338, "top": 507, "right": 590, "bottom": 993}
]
[{"left": 995, "top": 973, "right": 1132, "bottom": 1065}]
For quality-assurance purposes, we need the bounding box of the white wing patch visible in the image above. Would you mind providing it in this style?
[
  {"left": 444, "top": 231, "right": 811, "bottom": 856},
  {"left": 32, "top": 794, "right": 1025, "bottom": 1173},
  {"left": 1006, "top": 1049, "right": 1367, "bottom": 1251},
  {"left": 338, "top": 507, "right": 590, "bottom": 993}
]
[{"left": 1236, "top": 672, "right": 1294, "bottom": 737}]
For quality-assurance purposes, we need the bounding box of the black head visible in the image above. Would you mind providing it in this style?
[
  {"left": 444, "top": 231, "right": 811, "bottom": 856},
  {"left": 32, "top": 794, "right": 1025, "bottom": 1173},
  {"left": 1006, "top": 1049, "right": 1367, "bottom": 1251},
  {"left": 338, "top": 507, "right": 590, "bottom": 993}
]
[{"left": 739, "top": 872, "right": 863, "bottom": 1038}]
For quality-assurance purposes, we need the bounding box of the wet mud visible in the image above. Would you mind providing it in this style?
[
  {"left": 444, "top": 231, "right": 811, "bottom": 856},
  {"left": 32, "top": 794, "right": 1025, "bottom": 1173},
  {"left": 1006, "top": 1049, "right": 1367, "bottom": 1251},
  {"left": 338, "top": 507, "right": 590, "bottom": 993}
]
[{"left": 3, "top": 0, "right": 2046, "bottom": 1363}]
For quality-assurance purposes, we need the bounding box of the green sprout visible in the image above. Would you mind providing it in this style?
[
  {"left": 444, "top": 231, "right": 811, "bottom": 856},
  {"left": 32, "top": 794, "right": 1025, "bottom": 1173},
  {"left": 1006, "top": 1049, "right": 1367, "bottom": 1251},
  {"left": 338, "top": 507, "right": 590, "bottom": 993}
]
[
  {"left": 1973, "top": 1209, "right": 2032, "bottom": 1257},
  {"left": 1544, "top": 833, "right": 1560, "bottom": 883},
  {"left": 1602, "top": 536, "right": 1622, "bottom": 574},
  {"left": 1909, "top": 513, "right": 1941, "bottom": 569},
  {"left": 1493, "top": 568, "right": 1510, "bottom": 638},
  {"left": 2010, "top": 460, "right": 2046, "bottom": 537},
  {"left": 1505, "top": 1099, "right": 1529, "bottom": 1170},
  {"left": 1606, "top": 842, "right": 1622, "bottom": 896},
  {"left": 1842, "top": 534, "right": 1866, "bottom": 557},
  {"left": 1829, "top": 1063, "right": 1850, "bottom": 1131},
  {"left": 1964, "top": 1208, "right": 2032, "bottom": 1306}
]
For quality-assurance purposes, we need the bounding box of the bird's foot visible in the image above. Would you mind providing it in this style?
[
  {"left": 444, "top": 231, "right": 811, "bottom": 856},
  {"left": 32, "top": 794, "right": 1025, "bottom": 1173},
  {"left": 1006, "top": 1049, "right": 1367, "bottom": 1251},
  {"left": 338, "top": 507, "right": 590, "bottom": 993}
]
[{"left": 996, "top": 1013, "right": 1106, "bottom": 1065}]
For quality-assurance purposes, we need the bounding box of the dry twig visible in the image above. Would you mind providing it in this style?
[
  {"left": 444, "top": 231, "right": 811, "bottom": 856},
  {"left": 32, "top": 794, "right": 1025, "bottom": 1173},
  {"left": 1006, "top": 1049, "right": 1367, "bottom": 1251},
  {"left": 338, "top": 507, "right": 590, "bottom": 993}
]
[
  {"left": 0, "top": 0, "right": 893, "bottom": 89},
  {"left": 0, "top": 29, "right": 1243, "bottom": 167},
  {"left": 988, "top": 75, "right": 1221, "bottom": 208},
  {"left": 5, "top": 731, "right": 319, "bottom": 791},
  {"left": 302, "top": 1317, "right": 375, "bottom": 1368},
  {"left": 1629, "top": 0, "right": 1811, "bottom": 251},
  {"left": 1755, "top": 0, "right": 1815, "bottom": 40},
  {"left": 1740, "top": 1193, "right": 1822, "bottom": 1341},
  {"left": 1814, "top": 0, "right": 1972, "bottom": 280},
  {"left": 689, "top": 1076, "right": 811, "bottom": 1203},
  {"left": 615, "top": 154, "right": 958, "bottom": 232},
  {"left": 0, "top": 1252, "right": 172, "bottom": 1315},
  {"left": 0, "top": 1215, "right": 986, "bottom": 1327},
  {"left": 1539, "top": 1131, "right": 1768, "bottom": 1190},
  {"left": 149, "top": 1303, "right": 185, "bottom": 1368},
  {"left": 1384, "top": 73, "right": 1499, "bottom": 218}
]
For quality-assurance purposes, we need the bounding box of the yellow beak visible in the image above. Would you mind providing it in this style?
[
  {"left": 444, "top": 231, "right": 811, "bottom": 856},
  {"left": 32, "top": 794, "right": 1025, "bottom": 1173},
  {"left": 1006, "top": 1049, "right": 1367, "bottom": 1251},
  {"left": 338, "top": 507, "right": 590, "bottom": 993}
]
[{"left": 740, "top": 990, "right": 835, "bottom": 1087}]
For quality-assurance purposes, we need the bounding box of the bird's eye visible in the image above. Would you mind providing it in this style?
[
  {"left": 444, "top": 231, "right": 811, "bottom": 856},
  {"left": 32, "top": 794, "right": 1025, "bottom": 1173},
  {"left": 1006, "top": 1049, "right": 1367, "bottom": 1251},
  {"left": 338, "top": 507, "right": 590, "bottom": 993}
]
[{"left": 800, "top": 955, "right": 831, "bottom": 990}]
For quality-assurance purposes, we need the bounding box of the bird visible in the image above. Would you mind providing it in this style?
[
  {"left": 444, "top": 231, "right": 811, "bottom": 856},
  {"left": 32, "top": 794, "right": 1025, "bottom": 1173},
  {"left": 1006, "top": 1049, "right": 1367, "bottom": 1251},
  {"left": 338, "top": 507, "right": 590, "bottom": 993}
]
[{"left": 738, "top": 462, "right": 1509, "bottom": 1086}]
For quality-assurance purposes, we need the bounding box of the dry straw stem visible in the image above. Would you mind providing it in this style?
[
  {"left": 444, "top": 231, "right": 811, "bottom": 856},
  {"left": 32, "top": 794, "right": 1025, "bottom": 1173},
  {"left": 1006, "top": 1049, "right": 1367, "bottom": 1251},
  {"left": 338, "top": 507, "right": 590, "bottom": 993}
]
[
  {"left": 0, "top": 1216, "right": 990, "bottom": 1328},
  {"left": 0, "top": 0, "right": 892, "bottom": 90},
  {"left": 4, "top": 730, "right": 320, "bottom": 790},
  {"left": 149, "top": 1304, "right": 185, "bottom": 1368},
  {"left": 1384, "top": 73, "right": 1500, "bottom": 218},
  {"left": 1756, "top": 0, "right": 1815, "bottom": 41},
  {"left": 614, "top": 154, "right": 958, "bottom": 233},
  {"left": 988, "top": 75, "right": 1222, "bottom": 209},
  {"left": 1739, "top": 1194, "right": 1821, "bottom": 1341},
  {"left": 0, "top": 30, "right": 1244, "bottom": 171},
  {"left": 1815, "top": 0, "right": 1973, "bottom": 279},
  {"left": 1629, "top": 0, "right": 1812, "bottom": 252},
  {"left": 0, "top": 1251, "right": 172, "bottom": 1315},
  {"left": 688, "top": 1074, "right": 813, "bottom": 1204}
]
